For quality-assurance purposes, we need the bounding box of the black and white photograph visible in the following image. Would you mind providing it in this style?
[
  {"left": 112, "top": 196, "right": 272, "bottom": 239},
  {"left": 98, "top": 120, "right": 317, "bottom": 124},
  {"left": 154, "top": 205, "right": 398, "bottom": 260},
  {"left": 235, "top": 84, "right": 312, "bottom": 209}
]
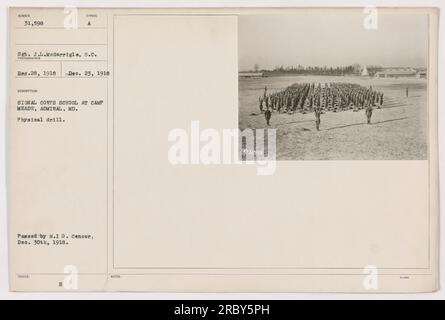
[{"left": 239, "top": 11, "right": 429, "bottom": 160}]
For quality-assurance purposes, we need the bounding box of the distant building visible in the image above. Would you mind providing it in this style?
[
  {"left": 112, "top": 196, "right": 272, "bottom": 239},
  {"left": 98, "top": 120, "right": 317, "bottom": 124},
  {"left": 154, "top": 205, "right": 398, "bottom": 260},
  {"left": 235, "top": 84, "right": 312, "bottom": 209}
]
[
  {"left": 239, "top": 72, "right": 264, "bottom": 78},
  {"left": 415, "top": 68, "right": 427, "bottom": 79},
  {"left": 352, "top": 64, "right": 362, "bottom": 75},
  {"left": 374, "top": 68, "right": 417, "bottom": 78},
  {"left": 361, "top": 66, "right": 369, "bottom": 76}
]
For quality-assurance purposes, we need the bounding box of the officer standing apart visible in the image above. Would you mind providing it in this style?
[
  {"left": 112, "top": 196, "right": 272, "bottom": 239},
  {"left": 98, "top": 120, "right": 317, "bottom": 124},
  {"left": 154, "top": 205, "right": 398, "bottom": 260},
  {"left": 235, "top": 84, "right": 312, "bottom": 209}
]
[
  {"left": 265, "top": 107, "right": 272, "bottom": 126},
  {"left": 314, "top": 106, "right": 322, "bottom": 131},
  {"left": 365, "top": 104, "right": 373, "bottom": 124}
]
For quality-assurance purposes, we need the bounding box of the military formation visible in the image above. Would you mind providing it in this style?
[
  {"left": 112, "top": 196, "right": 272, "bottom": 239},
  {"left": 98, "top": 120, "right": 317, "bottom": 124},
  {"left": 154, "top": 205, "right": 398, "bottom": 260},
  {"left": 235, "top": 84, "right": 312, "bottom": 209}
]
[{"left": 259, "top": 82, "right": 384, "bottom": 130}]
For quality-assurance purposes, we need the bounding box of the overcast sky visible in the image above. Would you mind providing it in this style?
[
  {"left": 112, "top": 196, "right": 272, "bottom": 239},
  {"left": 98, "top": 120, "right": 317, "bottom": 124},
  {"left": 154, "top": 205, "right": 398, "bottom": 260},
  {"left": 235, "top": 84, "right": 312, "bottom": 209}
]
[{"left": 238, "top": 11, "right": 428, "bottom": 71}]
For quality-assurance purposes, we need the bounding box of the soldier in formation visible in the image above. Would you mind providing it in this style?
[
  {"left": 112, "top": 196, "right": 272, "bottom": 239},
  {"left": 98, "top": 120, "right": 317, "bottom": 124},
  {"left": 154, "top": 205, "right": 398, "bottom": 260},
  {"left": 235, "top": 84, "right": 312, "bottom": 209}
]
[{"left": 258, "top": 82, "right": 384, "bottom": 129}]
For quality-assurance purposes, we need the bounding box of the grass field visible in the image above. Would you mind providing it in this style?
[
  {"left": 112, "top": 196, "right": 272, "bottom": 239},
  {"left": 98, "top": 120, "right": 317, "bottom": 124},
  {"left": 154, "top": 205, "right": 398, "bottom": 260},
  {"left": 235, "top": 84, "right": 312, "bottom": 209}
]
[{"left": 239, "top": 75, "right": 427, "bottom": 160}]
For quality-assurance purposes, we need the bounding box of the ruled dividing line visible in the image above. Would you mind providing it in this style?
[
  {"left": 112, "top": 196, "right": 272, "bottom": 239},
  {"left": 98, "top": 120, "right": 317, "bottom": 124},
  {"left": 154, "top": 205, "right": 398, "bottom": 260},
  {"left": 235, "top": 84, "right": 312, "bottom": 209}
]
[
  {"left": 15, "top": 77, "right": 109, "bottom": 79},
  {"left": 16, "top": 60, "right": 108, "bottom": 62},
  {"left": 16, "top": 44, "right": 108, "bottom": 46},
  {"left": 15, "top": 27, "right": 107, "bottom": 30}
]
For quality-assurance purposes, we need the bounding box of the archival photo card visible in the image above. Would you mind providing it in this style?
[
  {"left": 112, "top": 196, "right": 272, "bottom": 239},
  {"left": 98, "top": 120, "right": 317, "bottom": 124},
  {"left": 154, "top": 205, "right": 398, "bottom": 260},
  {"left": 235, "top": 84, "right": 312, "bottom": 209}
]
[{"left": 7, "top": 7, "right": 439, "bottom": 293}]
